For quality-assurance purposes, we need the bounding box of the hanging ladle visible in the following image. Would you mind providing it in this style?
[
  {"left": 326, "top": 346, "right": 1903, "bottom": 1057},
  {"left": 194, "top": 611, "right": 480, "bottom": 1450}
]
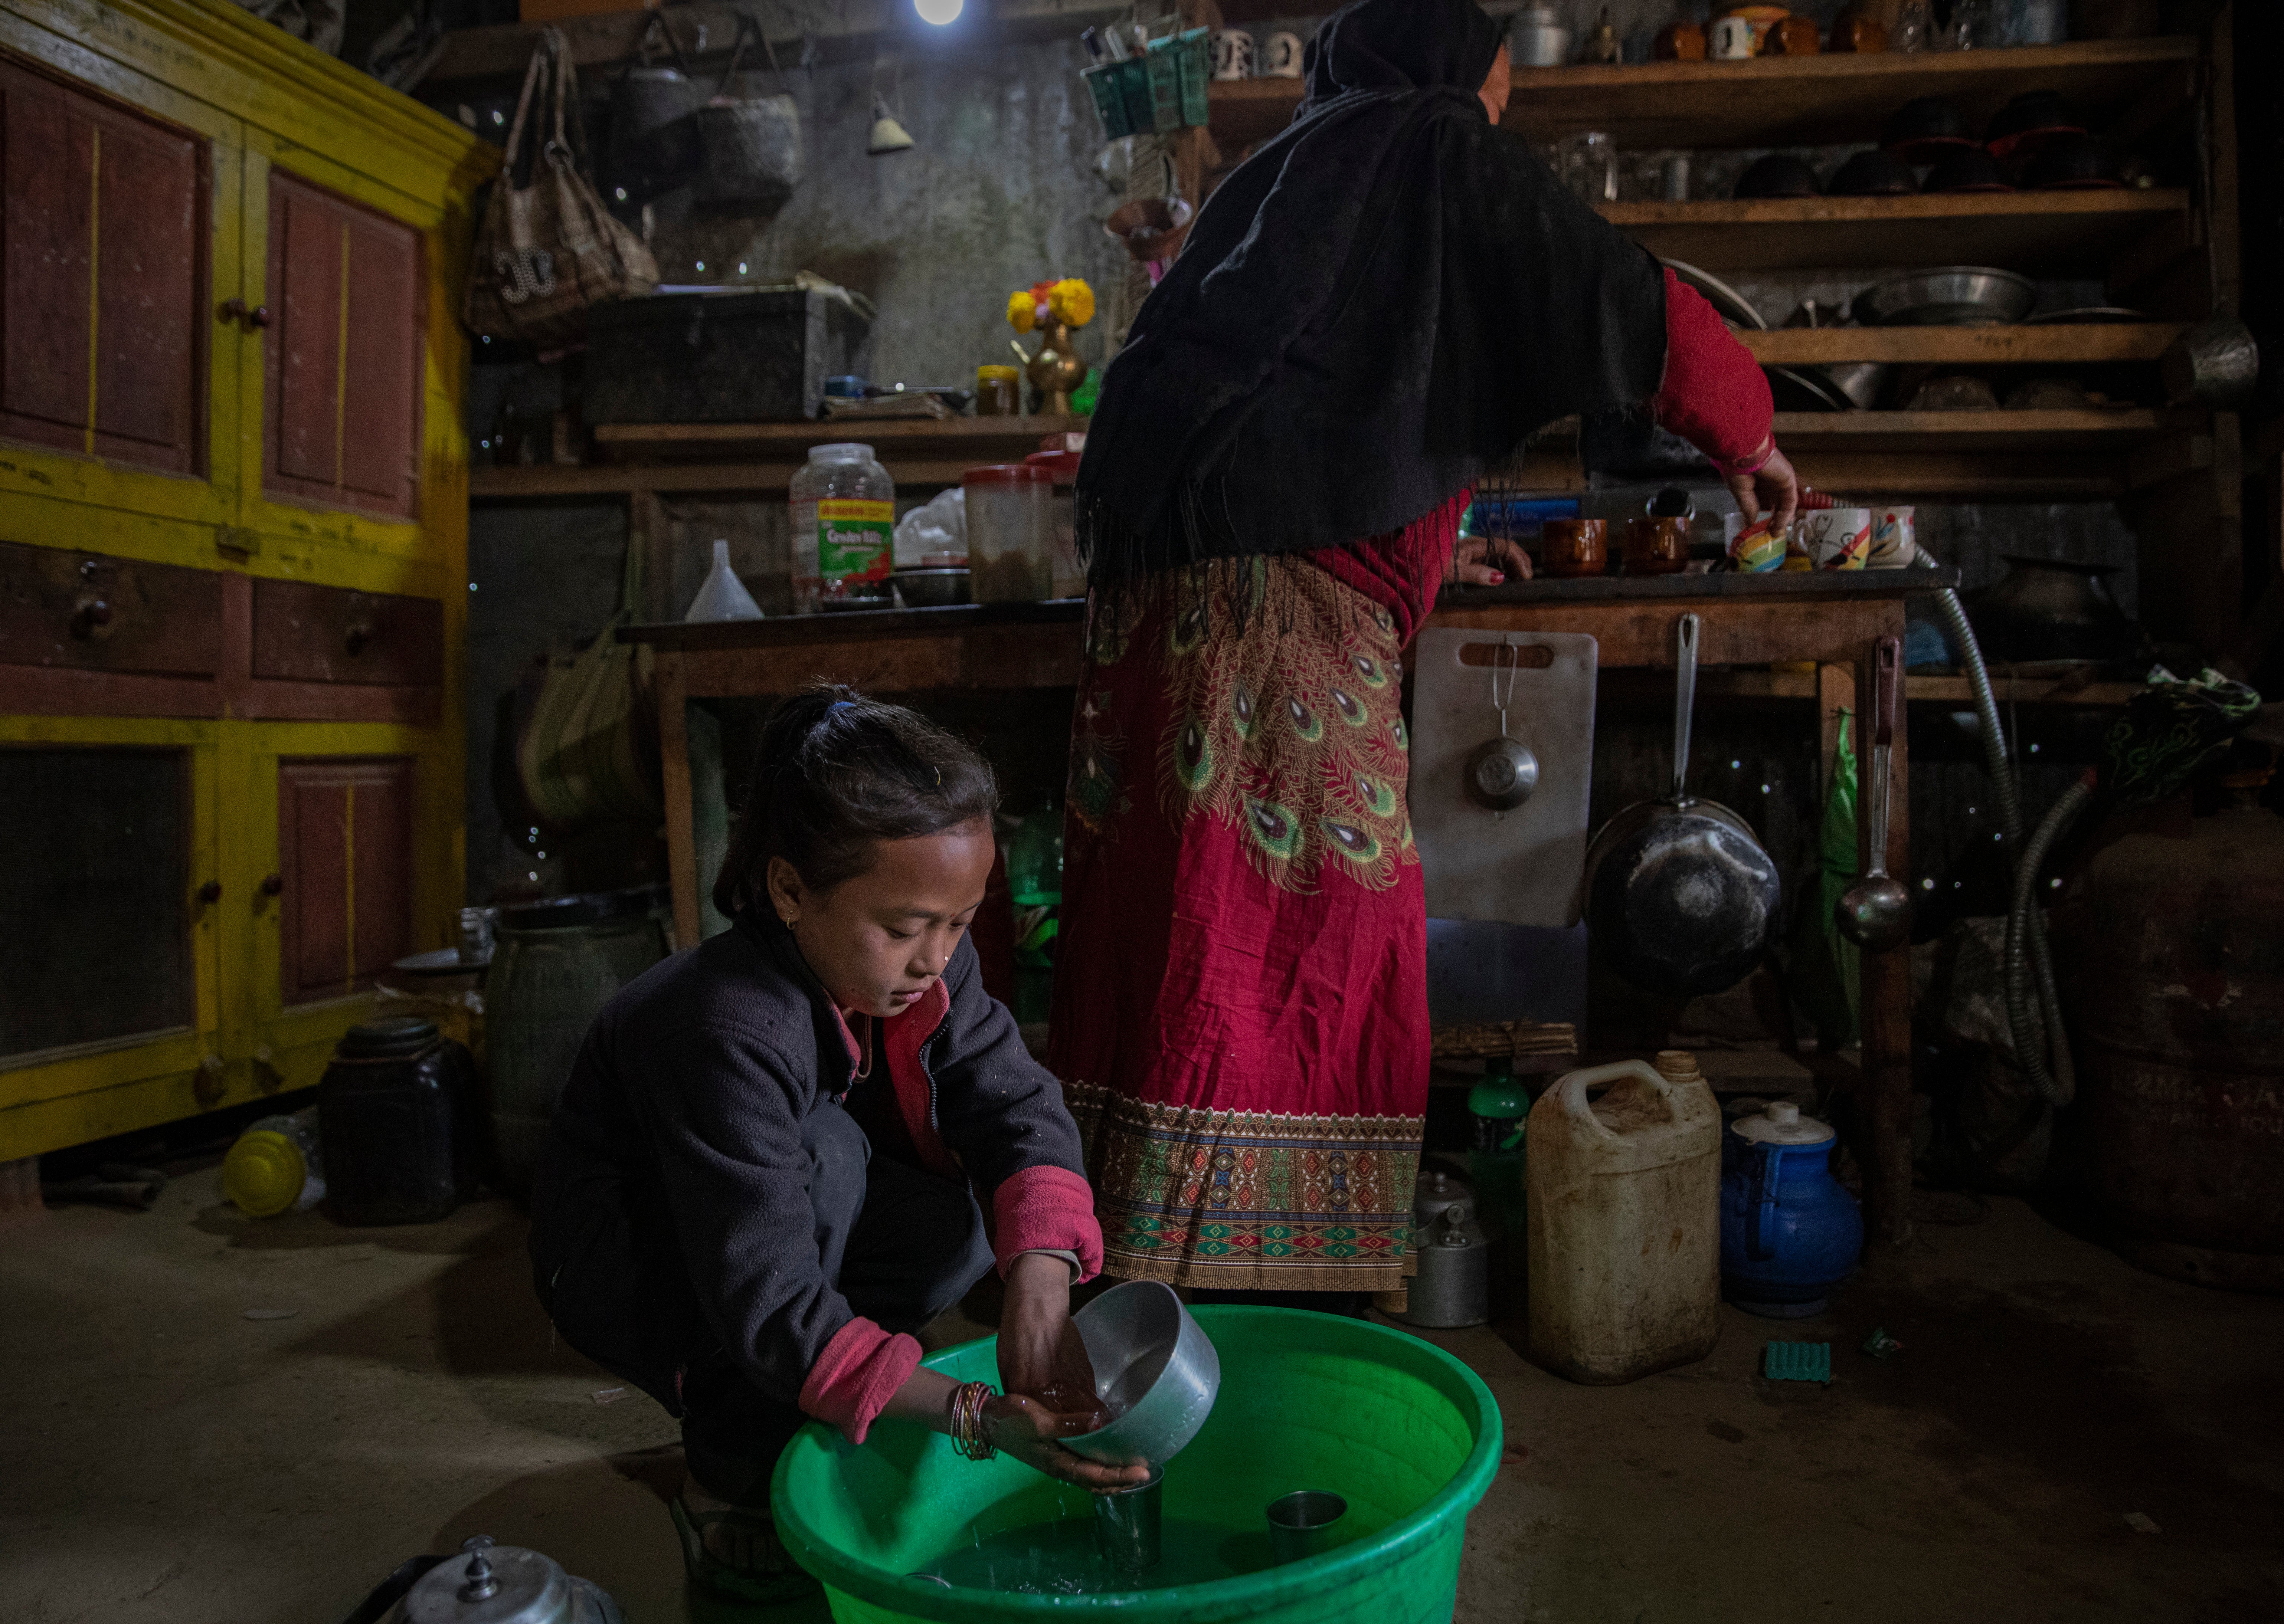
[
  {"left": 1465, "top": 638, "right": 1539, "bottom": 813},
  {"left": 1835, "top": 636, "right": 1911, "bottom": 952}
]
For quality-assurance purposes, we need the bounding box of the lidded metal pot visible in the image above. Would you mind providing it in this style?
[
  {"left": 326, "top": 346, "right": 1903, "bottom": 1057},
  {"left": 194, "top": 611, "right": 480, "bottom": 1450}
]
[{"left": 393, "top": 1536, "right": 624, "bottom": 1624}]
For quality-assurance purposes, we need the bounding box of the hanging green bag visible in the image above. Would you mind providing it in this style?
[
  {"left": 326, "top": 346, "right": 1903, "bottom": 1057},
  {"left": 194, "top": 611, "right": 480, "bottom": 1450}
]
[{"left": 1790, "top": 709, "right": 1861, "bottom": 1046}]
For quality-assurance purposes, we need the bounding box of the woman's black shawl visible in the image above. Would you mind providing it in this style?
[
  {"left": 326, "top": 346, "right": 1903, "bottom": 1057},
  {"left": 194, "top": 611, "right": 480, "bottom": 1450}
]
[{"left": 1075, "top": 0, "right": 1668, "bottom": 588}]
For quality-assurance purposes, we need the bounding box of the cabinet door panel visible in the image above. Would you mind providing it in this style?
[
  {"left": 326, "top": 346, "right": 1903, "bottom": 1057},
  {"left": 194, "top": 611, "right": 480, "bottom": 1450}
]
[
  {"left": 340, "top": 214, "right": 420, "bottom": 505},
  {"left": 271, "top": 177, "right": 341, "bottom": 487},
  {"left": 262, "top": 172, "right": 421, "bottom": 519},
  {"left": 278, "top": 757, "right": 415, "bottom": 1004},
  {"left": 0, "top": 58, "right": 203, "bottom": 476},
  {"left": 0, "top": 747, "right": 192, "bottom": 1061}
]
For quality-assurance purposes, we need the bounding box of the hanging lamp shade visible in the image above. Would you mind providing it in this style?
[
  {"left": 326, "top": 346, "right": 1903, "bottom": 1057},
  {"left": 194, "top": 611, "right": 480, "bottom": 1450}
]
[{"left": 867, "top": 94, "right": 914, "bottom": 156}]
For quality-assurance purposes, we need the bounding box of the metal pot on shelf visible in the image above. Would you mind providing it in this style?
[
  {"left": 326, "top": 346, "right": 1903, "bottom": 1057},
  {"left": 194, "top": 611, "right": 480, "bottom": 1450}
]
[{"left": 1964, "top": 556, "right": 2138, "bottom": 665}]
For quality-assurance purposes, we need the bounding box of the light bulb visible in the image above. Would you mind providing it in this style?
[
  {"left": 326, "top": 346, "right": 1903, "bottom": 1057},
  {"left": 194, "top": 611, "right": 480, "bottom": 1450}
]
[{"left": 915, "top": 0, "right": 962, "bottom": 22}]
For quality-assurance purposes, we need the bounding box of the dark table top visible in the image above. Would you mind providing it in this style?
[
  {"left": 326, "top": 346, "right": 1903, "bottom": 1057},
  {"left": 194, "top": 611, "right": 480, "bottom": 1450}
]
[{"left": 621, "top": 565, "right": 1959, "bottom": 650}]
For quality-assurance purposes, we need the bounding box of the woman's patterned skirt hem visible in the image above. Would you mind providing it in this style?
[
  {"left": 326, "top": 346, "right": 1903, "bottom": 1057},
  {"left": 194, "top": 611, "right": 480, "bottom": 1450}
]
[{"left": 1066, "top": 1081, "right": 1422, "bottom": 1293}]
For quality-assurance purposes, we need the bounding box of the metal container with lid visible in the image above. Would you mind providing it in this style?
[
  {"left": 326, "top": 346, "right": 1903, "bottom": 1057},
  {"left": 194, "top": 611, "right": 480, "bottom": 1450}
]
[
  {"left": 391, "top": 1536, "right": 624, "bottom": 1624},
  {"left": 488, "top": 886, "right": 670, "bottom": 1197}
]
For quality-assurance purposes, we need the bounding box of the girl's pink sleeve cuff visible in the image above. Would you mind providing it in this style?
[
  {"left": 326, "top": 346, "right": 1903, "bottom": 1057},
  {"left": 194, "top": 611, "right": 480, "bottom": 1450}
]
[
  {"left": 798, "top": 1318, "right": 923, "bottom": 1444},
  {"left": 994, "top": 1165, "right": 1104, "bottom": 1282}
]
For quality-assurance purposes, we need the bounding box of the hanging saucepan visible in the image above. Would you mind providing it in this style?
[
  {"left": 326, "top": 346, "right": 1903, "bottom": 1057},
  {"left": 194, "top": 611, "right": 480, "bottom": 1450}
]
[
  {"left": 609, "top": 9, "right": 704, "bottom": 204},
  {"left": 1579, "top": 614, "right": 1782, "bottom": 997}
]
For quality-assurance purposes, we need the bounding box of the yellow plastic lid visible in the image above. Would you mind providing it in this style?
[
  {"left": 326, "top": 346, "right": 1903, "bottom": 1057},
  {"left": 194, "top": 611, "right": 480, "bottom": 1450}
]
[
  {"left": 976, "top": 365, "right": 1021, "bottom": 381},
  {"left": 223, "top": 1130, "right": 307, "bottom": 1218}
]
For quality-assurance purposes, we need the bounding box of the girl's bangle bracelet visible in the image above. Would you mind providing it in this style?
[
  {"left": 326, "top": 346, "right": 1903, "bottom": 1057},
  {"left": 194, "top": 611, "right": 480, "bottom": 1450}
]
[{"left": 950, "top": 1379, "right": 999, "bottom": 1461}]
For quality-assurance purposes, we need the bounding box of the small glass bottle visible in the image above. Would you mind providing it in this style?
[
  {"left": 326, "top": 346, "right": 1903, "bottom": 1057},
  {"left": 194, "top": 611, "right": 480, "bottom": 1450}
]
[
  {"left": 790, "top": 443, "right": 895, "bottom": 613},
  {"left": 1466, "top": 1058, "right": 1530, "bottom": 1238},
  {"left": 1893, "top": 0, "right": 1933, "bottom": 52}
]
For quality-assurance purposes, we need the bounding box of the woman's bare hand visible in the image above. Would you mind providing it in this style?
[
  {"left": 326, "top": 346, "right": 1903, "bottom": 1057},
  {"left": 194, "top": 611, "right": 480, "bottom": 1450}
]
[
  {"left": 997, "top": 1253, "right": 1109, "bottom": 1431},
  {"left": 1724, "top": 442, "right": 1800, "bottom": 534},
  {"left": 984, "top": 1394, "right": 1154, "bottom": 1490},
  {"left": 1452, "top": 533, "right": 1533, "bottom": 586}
]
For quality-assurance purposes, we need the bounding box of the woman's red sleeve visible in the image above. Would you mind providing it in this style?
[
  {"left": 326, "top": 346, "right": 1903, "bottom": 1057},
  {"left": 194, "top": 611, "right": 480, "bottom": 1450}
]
[{"left": 1652, "top": 268, "right": 1774, "bottom": 473}]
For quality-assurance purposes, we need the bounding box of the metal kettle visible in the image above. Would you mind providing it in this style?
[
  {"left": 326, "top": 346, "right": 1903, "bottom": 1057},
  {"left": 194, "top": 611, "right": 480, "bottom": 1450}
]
[{"left": 1391, "top": 1169, "right": 1491, "bottom": 1329}]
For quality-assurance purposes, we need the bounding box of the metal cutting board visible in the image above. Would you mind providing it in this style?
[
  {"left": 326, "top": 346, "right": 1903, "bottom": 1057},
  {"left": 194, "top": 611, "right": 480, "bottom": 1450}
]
[{"left": 1411, "top": 628, "right": 1597, "bottom": 927}]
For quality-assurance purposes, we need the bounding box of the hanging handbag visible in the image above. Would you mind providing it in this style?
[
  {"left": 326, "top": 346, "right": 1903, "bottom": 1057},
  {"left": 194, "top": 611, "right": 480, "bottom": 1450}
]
[
  {"left": 694, "top": 12, "right": 805, "bottom": 211},
  {"left": 518, "top": 537, "right": 660, "bottom": 830},
  {"left": 465, "top": 27, "right": 658, "bottom": 347}
]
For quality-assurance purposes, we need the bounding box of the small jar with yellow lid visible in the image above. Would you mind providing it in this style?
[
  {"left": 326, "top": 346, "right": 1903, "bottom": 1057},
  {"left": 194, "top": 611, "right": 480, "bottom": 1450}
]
[{"left": 976, "top": 365, "right": 1022, "bottom": 417}]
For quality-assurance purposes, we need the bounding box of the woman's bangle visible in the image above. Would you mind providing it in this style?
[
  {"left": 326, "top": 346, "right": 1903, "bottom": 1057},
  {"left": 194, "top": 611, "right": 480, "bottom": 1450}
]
[{"left": 949, "top": 1380, "right": 999, "bottom": 1461}]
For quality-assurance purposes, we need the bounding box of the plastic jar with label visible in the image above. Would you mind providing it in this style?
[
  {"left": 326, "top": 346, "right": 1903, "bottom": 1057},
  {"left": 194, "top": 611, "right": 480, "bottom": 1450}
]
[
  {"left": 791, "top": 443, "right": 896, "bottom": 613},
  {"left": 975, "top": 365, "right": 1022, "bottom": 417},
  {"left": 963, "top": 463, "right": 1056, "bottom": 603}
]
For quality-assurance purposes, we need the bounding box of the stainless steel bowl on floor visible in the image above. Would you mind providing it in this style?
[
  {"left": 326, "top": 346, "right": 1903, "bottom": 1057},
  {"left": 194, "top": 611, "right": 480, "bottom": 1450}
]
[
  {"left": 892, "top": 567, "right": 970, "bottom": 608},
  {"left": 1853, "top": 266, "right": 2036, "bottom": 327}
]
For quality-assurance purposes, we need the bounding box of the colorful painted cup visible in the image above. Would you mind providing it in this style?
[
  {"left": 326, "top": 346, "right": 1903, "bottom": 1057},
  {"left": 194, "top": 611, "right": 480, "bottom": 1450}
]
[
  {"left": 1724, "top": 512, "right": 1787, "bottom": 572},
  {"left": 1541, "top": 518, "right": 1609, "bottom": 577},
  {"left": 1869, "top": 506, "right": 1917, "bottom": 567},
  {"left": 1259, "top": 30, "right": 1304, "bottom": 78},
  {"left": 1799, "top": 507, "right": 1873, "bottom": 570},
  {"left": 1209, "top": 29, "right": 1254, "bottom": 80}
]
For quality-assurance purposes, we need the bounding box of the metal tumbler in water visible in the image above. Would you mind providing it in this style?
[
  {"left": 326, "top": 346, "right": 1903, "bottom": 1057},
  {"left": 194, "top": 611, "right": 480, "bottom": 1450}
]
[
  {"left": 1094, "top": 1467, "right": 1164, "bottom": 1573},
  {"left": 1266, "top": 1490, "right": 1347, "bottom": 1564}
]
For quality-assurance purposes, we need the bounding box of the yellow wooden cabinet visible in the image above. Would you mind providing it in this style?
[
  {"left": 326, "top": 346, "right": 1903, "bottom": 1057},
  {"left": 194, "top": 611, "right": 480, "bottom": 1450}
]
[{"left": 0, "top": 0, "right": 495, "bottom": 1159}]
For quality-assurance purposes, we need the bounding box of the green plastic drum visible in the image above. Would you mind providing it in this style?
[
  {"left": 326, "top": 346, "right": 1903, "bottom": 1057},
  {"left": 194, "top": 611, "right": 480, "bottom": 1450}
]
[{"left": 773, "top": 1306, "right": 1501, "bottom": 1623}]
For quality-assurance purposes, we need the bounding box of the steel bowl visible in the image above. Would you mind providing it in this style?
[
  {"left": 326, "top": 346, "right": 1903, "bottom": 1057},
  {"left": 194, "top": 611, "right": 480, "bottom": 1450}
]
[
  {"left": 892, "top": 567, "right": 970, "bottom": 608},
  {"left": 1853, "top": 267, "right": 2036, "bottom": 328},
  {"left": 1064, "top": 1280, "right": 1221, "bottom": 1468},
  {"left": 1661, "top": 259, "right": 1765, "bottom": 331}
]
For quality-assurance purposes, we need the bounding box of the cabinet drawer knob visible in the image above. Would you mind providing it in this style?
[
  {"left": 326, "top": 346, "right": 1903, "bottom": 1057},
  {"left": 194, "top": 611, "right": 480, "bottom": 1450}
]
[
  {"left": 261, "top": 873, "right": 284, "bottom": 897},
  {"left": 219, "top": 297, "right": 247, "bottom": 324},
  {"left": 70, "top": 597, "right": 112, "bottom": 638},
  {"left": 196, "top": 880, "right": 222, "bottom": 905},
  {"left": 344, "top": 620, "right": 374, "bottom": 656},
  {"left": 246, "top": 304, "right": 274, "bottom": 330}
]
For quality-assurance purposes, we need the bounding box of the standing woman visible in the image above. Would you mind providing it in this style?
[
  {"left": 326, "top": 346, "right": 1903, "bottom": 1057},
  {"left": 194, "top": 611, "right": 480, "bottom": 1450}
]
[{"left": 1048, "top": 0, "right": 1797, "bottom": 1304}]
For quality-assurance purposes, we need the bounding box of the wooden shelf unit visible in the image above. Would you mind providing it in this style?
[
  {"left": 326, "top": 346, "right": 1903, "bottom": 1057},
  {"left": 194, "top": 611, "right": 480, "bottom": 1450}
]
[{"left": 1206, "top": 38, "right": 2199, "bottom": 152}]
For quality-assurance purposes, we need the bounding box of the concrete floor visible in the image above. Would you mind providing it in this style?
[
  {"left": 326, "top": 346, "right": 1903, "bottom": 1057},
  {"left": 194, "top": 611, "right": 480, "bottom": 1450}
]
[{"left": 3, "top": 1168, "right": 2280, "bottom": 1624}]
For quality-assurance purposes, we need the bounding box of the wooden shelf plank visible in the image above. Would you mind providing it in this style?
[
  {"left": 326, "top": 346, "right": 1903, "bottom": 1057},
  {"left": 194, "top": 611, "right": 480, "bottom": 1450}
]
[
  {"left": 1771, "top": 407, "right": 2188, "bottom": 452},
  {"left": 1207, "top": 39, "right": 2198, "bottom": 153},
  {"left": 472, "top": 459, "right": 985, "bottom": 497},
  {"left": 1740, "top": 325, "right": 2182, "bottom": 365},
  {"left": 1612, "top": 668, "right": 2141, "bottom": 706},
  {"left": 591, "top": 416, "right": 1085, "bottom": 462},
  {"left": 1597, "top": 190, "right": 2189, "bottom": 274}
]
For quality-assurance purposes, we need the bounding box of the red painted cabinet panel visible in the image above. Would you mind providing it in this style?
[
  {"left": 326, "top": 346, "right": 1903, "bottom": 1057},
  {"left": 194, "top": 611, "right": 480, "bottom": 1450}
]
[
  {"left": 263, "top": 172, "right": 422, "bottom": 519},
  {"left": 0, "top": 58, "right": 204, "bottom": 476},
  {"left": 278, "top": 757, "right": 415, "bottom": 1005}
]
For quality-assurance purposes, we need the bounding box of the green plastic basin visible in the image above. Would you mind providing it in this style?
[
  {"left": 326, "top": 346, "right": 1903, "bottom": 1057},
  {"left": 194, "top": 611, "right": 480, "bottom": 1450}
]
[{"left": 772, "top": 1306, "right": 1502, "bottom": 1623}]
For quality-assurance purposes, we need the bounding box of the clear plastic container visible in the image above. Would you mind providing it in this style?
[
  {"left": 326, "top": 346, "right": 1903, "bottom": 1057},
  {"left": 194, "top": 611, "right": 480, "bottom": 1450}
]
[
  {"left": 791, "top": 443, "right": 895, "bottom": 613},
  {"left": 1025, "top": 447, "right": 1086, "bottom": 598},
  {"left": 963, "top": 463, "right": 1055, "bottom": 603},
  {"left": 222, "top": 1106, "right": 326, "bottom": 1217}
]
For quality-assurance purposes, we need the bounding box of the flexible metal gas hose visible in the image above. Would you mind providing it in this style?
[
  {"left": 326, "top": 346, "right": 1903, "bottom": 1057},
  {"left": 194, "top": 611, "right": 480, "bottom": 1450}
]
[{"left": 1928, "top": 578, "right": 2076, "bottom": 1105}]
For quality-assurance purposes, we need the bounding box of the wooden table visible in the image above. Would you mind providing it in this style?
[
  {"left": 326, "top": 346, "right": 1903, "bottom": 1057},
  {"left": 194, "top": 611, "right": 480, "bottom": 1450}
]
[{"left": 624, "top": 565, "right": 1955, "bottom": 1247}]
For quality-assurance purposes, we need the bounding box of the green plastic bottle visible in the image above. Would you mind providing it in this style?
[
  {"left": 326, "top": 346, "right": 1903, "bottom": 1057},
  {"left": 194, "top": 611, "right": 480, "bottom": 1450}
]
[
  {"left": 1466, "top": 1059, "right": 1529, "bottom": 1238},
  {"left": 1005, "top": 799, "right": 1063, "bottom": 1023}
]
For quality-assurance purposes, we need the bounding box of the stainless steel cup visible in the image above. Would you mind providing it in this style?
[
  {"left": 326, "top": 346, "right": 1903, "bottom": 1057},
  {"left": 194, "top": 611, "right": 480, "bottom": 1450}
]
[
  {"left": 1093, "top": 1466, "right": 1164, "bottom": 1573},
  {"left": 1266, "top": 1490, "right": 1347, "bottom": 1564}
]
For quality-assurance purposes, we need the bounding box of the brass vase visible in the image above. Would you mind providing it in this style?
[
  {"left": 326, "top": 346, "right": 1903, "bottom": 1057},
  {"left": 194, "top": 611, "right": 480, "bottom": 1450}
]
[{"left": 1024, "top": 321, "right": 1090, "bottom": 417}]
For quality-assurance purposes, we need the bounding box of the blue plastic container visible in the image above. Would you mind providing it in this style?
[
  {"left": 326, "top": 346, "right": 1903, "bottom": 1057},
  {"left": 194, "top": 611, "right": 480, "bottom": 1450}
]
[{"left": 1719, "top": 1101, "right": 1863, "bottom": 1317}]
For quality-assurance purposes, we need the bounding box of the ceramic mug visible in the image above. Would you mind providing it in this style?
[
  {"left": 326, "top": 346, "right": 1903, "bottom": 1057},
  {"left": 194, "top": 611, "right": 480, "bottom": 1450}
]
[
  {"left": 1709, "top": 14, "right": 1757, "bottom": 58},
  {"left": 1799, "top": 508, "right": 1873, "bottom": 570},
  {"left": 1260, "top": 30, "right": 1304, "bottom": 78},
  {"left": 1210, "top": 28, "right": 1254, "bottom": 80},
  {"left": 1541, "top": 518, "right": 1609, "bottom": 578},
  {"left": 1623, "top": 517, "right": 1691, "bottom": 575},
  {"left": 1724, "top": 512, "right": 1787, "bottom": 572},
  {"left": 1869, "top": 506, "right": 1916, "bottom": 567}
]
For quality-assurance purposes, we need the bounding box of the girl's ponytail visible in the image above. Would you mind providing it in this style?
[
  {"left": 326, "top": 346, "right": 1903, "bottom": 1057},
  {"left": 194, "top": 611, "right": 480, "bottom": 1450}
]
[{"left": 713, "top": 684, "right": 997, "bottom": 918}]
